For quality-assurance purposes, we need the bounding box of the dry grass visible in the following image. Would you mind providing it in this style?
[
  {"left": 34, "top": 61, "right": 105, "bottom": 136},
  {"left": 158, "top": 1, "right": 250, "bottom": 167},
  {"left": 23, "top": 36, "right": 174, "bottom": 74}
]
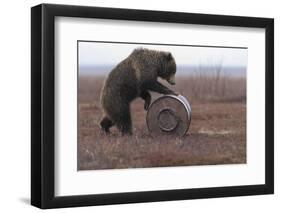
[{"left": 78, "top": 75, "right": 246, "bottom": 170}]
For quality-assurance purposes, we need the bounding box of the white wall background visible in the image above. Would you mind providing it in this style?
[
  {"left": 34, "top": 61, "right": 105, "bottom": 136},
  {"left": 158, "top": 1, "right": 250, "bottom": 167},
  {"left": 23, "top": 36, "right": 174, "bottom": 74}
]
[{"left": 0, "top": 0, "right": 279, "bottom": 212}]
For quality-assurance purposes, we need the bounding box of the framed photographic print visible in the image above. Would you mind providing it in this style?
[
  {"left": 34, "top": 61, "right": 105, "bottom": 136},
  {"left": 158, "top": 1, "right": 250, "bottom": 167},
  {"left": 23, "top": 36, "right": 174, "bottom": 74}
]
[{"left": 31, "top": 3, "right": 274, "bottom": 209}]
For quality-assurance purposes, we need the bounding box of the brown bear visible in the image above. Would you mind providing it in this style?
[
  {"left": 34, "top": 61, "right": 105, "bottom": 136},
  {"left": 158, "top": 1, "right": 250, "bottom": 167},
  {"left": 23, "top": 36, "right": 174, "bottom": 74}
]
[{"left": 100, "top": 48, "right": 177, "bottom": 135}]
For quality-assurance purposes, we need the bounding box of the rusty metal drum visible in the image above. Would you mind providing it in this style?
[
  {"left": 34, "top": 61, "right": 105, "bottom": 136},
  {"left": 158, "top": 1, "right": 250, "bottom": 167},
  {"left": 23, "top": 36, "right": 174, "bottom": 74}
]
[{"left": 146, "top": 95, "right": 191, "bottom": 137}]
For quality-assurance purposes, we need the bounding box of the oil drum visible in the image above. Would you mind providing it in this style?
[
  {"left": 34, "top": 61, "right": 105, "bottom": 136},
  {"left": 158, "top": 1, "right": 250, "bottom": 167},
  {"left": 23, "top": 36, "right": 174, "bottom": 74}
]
[{"left": 146, "top": 95, "right": 191, "bottom": 137}]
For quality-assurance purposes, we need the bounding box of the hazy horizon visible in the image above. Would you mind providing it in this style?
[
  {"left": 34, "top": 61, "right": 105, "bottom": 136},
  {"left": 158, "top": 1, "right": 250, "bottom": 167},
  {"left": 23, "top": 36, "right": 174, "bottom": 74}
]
[
  {"left": 78, "top": 41, "right": 247, "bottom": 77},
  {"left": 79, "top": 64, "right": 246, "bottom": 77}
]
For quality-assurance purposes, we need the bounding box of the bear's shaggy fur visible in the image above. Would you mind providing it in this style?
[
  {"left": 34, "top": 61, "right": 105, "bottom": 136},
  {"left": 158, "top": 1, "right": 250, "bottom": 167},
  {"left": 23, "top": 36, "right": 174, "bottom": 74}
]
[{"left": 100, "top": 48, "right": 177, "bottom": 135}]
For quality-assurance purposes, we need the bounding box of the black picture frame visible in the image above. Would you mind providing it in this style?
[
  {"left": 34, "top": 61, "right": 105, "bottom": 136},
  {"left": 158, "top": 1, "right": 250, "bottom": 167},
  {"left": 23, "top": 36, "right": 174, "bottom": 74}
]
[{"left": 31, "top": 3, "right": 274, "bottom": 209}]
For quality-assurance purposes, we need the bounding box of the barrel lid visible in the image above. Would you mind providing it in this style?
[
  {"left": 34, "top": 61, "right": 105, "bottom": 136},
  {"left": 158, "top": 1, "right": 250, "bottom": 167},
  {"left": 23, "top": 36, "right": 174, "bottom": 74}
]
[{"left": 146, "top": 95, "right": 192, "bottom": 137}]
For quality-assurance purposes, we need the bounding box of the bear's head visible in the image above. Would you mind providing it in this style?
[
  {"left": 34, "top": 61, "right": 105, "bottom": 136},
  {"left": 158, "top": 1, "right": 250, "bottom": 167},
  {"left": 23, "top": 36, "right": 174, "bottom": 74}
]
[{"left": 159, "top": 52, "right": 177, "bottom": 85}]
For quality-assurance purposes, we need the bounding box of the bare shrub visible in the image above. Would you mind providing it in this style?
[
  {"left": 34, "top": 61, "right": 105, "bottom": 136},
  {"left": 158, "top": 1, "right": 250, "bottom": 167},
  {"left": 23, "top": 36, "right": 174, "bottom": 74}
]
[{"left": 175, "top": 64, "right": 246, "bottom": 103}]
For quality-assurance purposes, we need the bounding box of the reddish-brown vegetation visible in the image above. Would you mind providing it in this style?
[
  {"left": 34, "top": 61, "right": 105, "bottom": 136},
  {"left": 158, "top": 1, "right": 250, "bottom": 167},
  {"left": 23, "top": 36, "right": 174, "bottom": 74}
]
[{"left": 78, "top": 75, "right": 246, "bottom": 170}]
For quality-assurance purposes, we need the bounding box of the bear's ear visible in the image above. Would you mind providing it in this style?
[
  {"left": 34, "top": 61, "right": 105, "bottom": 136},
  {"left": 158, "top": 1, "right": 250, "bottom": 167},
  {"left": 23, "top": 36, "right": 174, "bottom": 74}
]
[{"left": 164, "top": 52, "right": 172, "bottom": 60}]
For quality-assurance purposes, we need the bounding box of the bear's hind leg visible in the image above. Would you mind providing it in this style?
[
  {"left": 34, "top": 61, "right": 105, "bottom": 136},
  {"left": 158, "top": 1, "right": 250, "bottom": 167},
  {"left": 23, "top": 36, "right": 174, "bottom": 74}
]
[
  {"left": 100, "top": 116, "right": 114, "bottom": 133},
  {"left": 115, "top": 107, "right": 132, "bottom": 135}
]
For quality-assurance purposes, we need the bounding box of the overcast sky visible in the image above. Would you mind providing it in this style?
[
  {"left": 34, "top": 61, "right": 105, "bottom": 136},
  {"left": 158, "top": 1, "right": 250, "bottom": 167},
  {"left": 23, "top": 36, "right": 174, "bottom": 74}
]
[{"left": 78, "top": 41, "right": 248, "bottom": 67}]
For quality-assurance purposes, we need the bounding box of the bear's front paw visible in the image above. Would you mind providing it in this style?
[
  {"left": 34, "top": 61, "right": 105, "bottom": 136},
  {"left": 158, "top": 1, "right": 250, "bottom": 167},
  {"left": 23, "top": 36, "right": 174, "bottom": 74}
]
[
  {"left": 173, "top": 91, "right": 179, "bottom": 96},
  {"left": 170, "top": 91, "right": 179, "bottom": 96}
]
